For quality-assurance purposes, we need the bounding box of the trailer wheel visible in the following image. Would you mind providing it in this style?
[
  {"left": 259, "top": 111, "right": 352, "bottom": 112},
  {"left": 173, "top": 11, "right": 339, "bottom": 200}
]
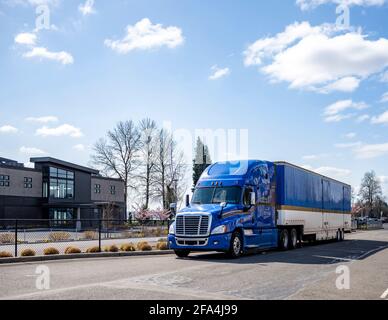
[
  {"left": 340, "top": 230, "right": 345, "bottom": 241},
  {"left": 279, "top": 229, "right": 289, "bottom": 251},
  {"left": 174, "top": 250, "right": 190, "bottom": 258},
  {"left": 289, "top": 229, "right": 298, "bottom": 250},
  {"left": 227, "top": 231, "right": 243, "bottom": 258},
  {"left": 336, "top": 230, "right": 341, "bottom": 242}
]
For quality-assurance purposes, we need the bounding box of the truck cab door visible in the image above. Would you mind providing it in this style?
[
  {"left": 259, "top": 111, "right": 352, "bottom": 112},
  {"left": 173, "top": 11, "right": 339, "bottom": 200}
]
[{"left": 242, "top": 187, "right": 261, "bottom": 247}]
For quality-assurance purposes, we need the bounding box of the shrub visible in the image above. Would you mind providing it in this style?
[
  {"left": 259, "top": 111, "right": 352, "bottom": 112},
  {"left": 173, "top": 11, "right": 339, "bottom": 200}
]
[
  {"left": 0, "top": 251, "right": 13, "bottom": 258},
  {"left": 48, "top": 232, "right": 71, "bottom": 242},
  {"left": 156, "top": 241, "right": 169, "bottom": 250},
  {"left": 86, "top": 246, "right": 100, "bottom": 253},
  {"left": 103, "top": 245, "right": 119, "bottom": 253},
  {"left": 0, "top": 233, "right": 15, "bottom": 244},
  {"left": 137, "top": 241, "right": 152, "bottom": 251},
  {"left": 21, "top": 248, "right": 36, "bottom": 257},
  {"left": 43, "top": 247, "right": 59, "bottom": 255},
  {"left": 83, "top": 231, "right": 97, "bottom": 240},
  {"left": 120, "top": 243, "right": 136, "bottom": 252},
  {"left": 65, "top": 246, "right": 81, "bottom": 254}
]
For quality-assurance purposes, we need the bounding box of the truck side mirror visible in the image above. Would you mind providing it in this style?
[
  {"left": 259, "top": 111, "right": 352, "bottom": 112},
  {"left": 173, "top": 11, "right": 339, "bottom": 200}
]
[
  {"left": 250, "top": 192, "right": 256, "bottom": 206},
  {"left": 185, "top": 194, "right": 190, "bottom": 207}
]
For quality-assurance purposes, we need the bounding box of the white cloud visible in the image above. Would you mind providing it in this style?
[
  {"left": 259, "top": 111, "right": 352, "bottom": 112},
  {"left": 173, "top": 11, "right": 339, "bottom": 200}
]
[
  {"left": 302, "top": 164, "right": 351, "bottom": 179},
  {"left": 104, "top": 18, "right": 184, "bottom": 54},
  {"left": 209, "top": 66, "right": 230, "bottom": 80},
  {"left": 4, "top": 0, "right": 60, "bottom": 6},
  {"left": 335, "top": 141, "right": 362, "bottom": 148},
  {"left": 380, "top": 70, "right": 388, "bottom": 83},
  {"left": 380, "top": 91, "right": 388, "bottom": 103},
  {"left": 73, "top": 144, "right": 86, "bottom": 151},
  {"left": 355, "top": 142, "right": 388, "bottom": 158},
  {"left": 244, "top": 22, "right": 388, "bottom": 93},
  {"left": 315, "top": 166, "right": 352, "bottom": 179},
  {"left": 379, "top": 176, "right": 388, "bottom": 184},
  {"left": 25, "top": 116, "right": 58, "bottom": 123},
  {"left": 14, "top": 32, "right": 37, "bottom": 45},
  {"left": 344, "top": 132, "right": 356, "bottom": 139},
  {"left": 78, "top": 0, "right": 95, "bottom": 16},
  {"left": 302, "top": 153, "right": 328, "bottom": 160},
  {"left": 19, "top": 146, "right": 45, "bottom": 156},
  {"left": 371, "top": 110, "right": 388, "bottom": 124},
  {"left": 323, "top": 99, "right": 368, "bottom": 122},
  {"left": 36, "top": 124, "right": 83, "bottom": 138},
  {"left": 0, "top": 125, "right": 18, "bottom": 134},
  {"left": 23, "top": 47, "right": 74, "bottom": 65},
  {"left": 296, "top": 0, "right": 386, "bottom": 10},
  {"left": 356, "top": 114, "right": 370, "bottom": 122},
  {"left": 319, "top": 77, "right": 361, "bottom": 93}
]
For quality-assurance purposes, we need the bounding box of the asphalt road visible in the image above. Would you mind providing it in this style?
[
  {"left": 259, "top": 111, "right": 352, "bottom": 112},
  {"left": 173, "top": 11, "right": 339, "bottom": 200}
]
[{"left": 1, "top": 226, "right": 388, "bottom": 300}]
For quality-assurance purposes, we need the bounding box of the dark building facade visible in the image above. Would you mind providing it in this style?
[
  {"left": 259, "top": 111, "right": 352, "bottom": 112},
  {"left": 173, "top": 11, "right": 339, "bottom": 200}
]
[{"left": 0, "top": 157, "right": 125, "bottom": 227}]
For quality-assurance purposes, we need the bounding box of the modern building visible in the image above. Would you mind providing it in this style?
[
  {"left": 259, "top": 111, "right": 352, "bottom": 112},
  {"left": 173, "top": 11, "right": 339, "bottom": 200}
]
[{"left": 0, "top": 157, "right": 125, "bottom": 227}]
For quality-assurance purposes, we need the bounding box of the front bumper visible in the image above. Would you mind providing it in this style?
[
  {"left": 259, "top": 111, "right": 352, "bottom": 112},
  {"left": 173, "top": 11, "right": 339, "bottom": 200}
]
[{"left": 168, "top": 233, "right": 232, "bottom": 251}]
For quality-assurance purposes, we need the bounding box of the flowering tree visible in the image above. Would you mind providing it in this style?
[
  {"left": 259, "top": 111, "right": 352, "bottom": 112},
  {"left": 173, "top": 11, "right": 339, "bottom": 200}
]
[{"left": 133, "top": 208, "right": 171, "bottom": 222}]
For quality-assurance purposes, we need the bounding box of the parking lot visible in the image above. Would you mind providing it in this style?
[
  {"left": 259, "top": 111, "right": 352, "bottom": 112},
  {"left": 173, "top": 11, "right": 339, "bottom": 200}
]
[{"left": 0, "top": 226, "right": 387, "bottom": 300}]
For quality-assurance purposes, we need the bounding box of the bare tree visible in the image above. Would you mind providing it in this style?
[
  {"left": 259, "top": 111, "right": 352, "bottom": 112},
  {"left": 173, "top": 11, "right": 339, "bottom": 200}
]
[
  {"left": 153, "top": 129, "right": 187, "bottom": 209},
  {"left": 153, "top": 129, "right": 171, "bottom": 209},
  {"left": 92, "top": 121, "right": 141, "bottom": 218},
  {"left": 137, "top": 118, "right": 157, "bottom": 209},
  {"left": 358, "top": 171, "right": 383, "bottom": 218}
]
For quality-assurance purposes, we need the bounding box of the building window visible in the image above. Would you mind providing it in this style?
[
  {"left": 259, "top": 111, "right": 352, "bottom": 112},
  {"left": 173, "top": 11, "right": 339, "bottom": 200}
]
[
  {"left": 0, "top": 175, "right": 10, "bottom": 187},
  {"left": 94, "top": 184, "right": 101, "bottom": 194},
  {"left": 24, "top": 177, "right": 33, "bottom": 189},
  {"left": 49, "top": 208, "right": 74, "bottom": 227},
  {"left": 49, "top": 167, "right": 74, "bottom": 199},
  {"left": 43, "top": 182, "right": 48, "bottom": 198},
  {"left": 110, "top": 185, "right": 116, "bottom": 195}
]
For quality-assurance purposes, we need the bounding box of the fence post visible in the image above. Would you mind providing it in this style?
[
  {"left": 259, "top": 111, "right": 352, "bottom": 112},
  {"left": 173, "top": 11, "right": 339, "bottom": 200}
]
[
  {"left": 15, "top": 219, "right": 18, "bottom": 257},
  {"left": 98, "top": 219, "right": 102, "bottom": 252}
]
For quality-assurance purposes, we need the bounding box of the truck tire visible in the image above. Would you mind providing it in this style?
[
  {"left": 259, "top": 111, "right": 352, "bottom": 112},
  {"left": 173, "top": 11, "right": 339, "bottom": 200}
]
[
  {"left": 336, "top": 230, "right": 341, "bottom": 242},
  {"left": 289, "top": 228, "right": 298, "bottom": 249},
  {"left": 340, "top": 230, "right": 345, "bottom": 241},
  {"left": 227, "top": 231, "right": 243, "bottom": 258},
  {"left": 174, "top": 250, "right": 190, "bottom": 258},
  {"left": 279, "top": 229, "right": 289, "bottom": 251}
]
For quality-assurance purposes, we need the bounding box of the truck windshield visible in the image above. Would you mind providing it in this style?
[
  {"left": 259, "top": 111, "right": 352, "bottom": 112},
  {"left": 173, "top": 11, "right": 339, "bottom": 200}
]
[{"left": 191, "top": 187, "right": 242, "bottom": 205}]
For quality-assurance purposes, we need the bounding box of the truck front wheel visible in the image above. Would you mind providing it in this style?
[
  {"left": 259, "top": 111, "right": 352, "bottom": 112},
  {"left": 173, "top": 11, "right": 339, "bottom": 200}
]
[
  {"left": 174, "top": 250, "right": 190, "bottom": 258},
  {"left": 227, "top": 231, "right": 243, "bottom": 258},
  {"left": 279, "top": 229, "right": 289, "bottom": 251}
]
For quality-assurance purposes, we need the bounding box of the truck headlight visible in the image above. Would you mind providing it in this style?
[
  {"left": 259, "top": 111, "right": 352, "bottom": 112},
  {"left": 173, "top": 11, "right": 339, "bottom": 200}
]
[
  {"left": 211, "top": 225, "right": 228, "bottom": 235},
  {"left": 169, "top": 222, "right": 176, "bottom": 235}
]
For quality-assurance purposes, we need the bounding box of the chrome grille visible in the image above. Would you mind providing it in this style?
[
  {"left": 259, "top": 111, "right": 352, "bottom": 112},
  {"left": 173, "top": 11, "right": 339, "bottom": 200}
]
[{"left": 176, "top": 215, "right": 210, "bottom": 236}]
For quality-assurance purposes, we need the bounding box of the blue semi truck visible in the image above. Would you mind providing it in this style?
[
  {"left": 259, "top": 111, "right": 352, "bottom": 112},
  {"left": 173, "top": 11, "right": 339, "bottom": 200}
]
[{"left": 168, "top": 160, "right": 351, "bottom": 258}]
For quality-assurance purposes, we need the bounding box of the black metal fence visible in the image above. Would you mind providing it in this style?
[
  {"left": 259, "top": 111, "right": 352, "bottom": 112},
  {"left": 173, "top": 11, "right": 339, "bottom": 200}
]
[
  {"left": 355, "top": 219, "right": 384, "bottom": 230},
  {"left": 0, "top": 219, "right": 171, "bottom": 257}
]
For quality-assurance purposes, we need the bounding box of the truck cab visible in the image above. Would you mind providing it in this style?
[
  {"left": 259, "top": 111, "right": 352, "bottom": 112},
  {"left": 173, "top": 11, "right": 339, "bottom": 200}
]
[{"left": 168, "top": 160, "right": 279, "bottom": 258}]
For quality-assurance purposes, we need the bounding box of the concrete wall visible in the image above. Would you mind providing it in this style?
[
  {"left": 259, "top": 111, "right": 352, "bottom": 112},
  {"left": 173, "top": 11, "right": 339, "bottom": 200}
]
[
  {"left": 0, "top": 167, "right": 42, "bottom": 198},
  {"left": 91, "top": 177, "right": 125, "bottom": 203}
]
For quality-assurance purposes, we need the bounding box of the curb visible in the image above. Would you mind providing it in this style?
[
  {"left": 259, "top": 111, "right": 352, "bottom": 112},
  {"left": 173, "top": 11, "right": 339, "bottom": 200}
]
[{"left": 0, "top": 250, "right": 174, "bottom": 264}]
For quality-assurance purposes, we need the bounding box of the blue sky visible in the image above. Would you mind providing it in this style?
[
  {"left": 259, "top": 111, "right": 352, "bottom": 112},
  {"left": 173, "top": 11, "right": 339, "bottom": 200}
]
[{"left": 1, "top": 0, "right": 388, "bottom": 196}]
